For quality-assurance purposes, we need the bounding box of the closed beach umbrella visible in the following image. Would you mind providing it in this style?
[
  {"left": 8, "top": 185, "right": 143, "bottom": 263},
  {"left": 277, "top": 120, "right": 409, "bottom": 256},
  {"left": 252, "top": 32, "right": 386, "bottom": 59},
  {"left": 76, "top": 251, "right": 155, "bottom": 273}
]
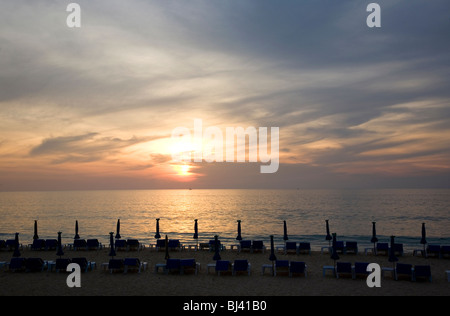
[
  {"left": 420, "top": 223, "right": 427, "bottom": 255},
  {"left": 330, "top": 233, "right": 340, "bottom": 263},
  {"left": 115, "top": 219, "right": 121, "bottom": 239},
  {"left": 283, "top": 221, "right": 289, "bottom": 242},
  {"left": 56, "top": 232, "right": 64, "bottom": 258},
  {"left": 213, "top": 235, "right": 221, "bottom": 261},
  {"left": 155, "top": 218, "right": 161, "bottom": 239},
  {"left": 388, "top": 236, "right": 399, "bottom": 267},
  {"left": 236, "top": 220, "right": 242, "bottom": 241},
  {"left": 109, "top": 232, "right": 116, "bottom": 258},
  {"left": 74, "top": 220, "right": 80, "bottom": 240},
  {"left": 269, "top": 235, "right": 277, "bottom": 262},
  {"left": 371, "top": 222, "right": 379, "bottom": 251},
  {"left": 13, "top": 233, "right": 21, "bottom": 258},
  {"left": 325, "top": 220, "right": 332, "bottom": 246},
  {"left": 164, "top": 235, "right": 170, "bottom": 260},
  {"left": 194, "top": 219, "right": 199, "bottom": 240},
  {"left": 269, "top": 235, "right": 277, "bottom": 277},
  {"left": 33, "top": 220, "right": 39, "bottom": 240}
]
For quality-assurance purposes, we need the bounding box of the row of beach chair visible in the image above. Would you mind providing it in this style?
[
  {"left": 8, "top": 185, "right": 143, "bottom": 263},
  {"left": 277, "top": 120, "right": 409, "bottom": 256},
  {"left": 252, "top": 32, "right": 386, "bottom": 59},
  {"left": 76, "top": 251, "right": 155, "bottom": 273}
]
[
  {"left": 331, "top": 262, "right": 433, "bottom": 282},
  {"left": 6, "top": 257, "right": 96, "bottom": 273}
]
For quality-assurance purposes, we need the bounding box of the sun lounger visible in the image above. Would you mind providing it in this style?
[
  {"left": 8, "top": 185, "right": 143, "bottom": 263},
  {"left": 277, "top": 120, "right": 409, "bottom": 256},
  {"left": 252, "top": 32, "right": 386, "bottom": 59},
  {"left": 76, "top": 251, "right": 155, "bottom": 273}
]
[
  {"left": 25, "top": 258, "right": 45, "bottom": 272},
  {"left": 55, "top": 259, "right": 71, "bottom": 272},
  {"left": 115, "top": 239, "right": 128, "bottom": 251},
  {"left": 123, "top": 258, "right": 145, "bottom": 274},
  {"left": 298, "top": 243, "right": 311, "bottom": 255},
  {"left": 441, "top": 246, "right": 450, "bottom": 258},
  {"left": 239, "top": 240, "right": 252, "bottom": 253},
  {"left": 30, "top": 239, "right": 46, "bottom": 251},
  {"left": 72, "top": 257, "right": 94, "bottom": 272},
  {"left": 274, "top": 260, "right": 289, "bottom": 276},
  {"left": 376, "top": 243, "right": 389, "bottom": 256},
  {"left": 180, "top": 259, "right": 200, "bottom": 275},
  {"left": 126, "top": 239, "right": 142, "bottom": 251},
  {"left": 45, "top": 239, "right": 58, "bottom": 251},
  {"left": 168, "top": 240, "right": 182, "bottom": 251},
  {"left": 336, "top": 262, "right": 353, "bottom": 279},
  {"left": 73, "top": 239, "right": 87, "bottom": 251},
  {"left": 108, "top": 259, "right": 125, "bottom": 274},
  {"left": 155, "top": 239, "right": 166, "bottom": 252},
  {"left": 393, "top": 243, "right": 404, "bottom": 256},
  {"left": 354, "top": 262, "right": 370, "bottom": 279},
  {"left": 215, "top": 260, "right": 231, "bottom": 276},
  {"left": 165, "top": 259, "right": 181, "bottom": 274},
  {"left": 9, "top": 258, "right": 27, "bottom": 272},
  {"left": 285, "top": 242, "right": 298, "bottom": 255},
  {"left": 345, "top": 242, "right": 359, "bottom": 255},
  {"left": 334, "top": 241, "right": 345, "bottom": 254},
  {"left": 395, "top": 263, "right": 413, "bottom": 281},
  {"left": 427, "top": 245, "right": 442, "bottom": 258},
  {"left": 5, "top": 240, "right": 19, "bottom": 251},
  {"left": 289, "top": 262, "right": 307, "bottom": 278},
  {"left": 87, "top": 239, "right": 102, "bottom": 251},
  {"left": 414, "top": 265, "right": 432, "bottom": 282},
  {"left": 252, "top": 241, "right": 266, "bottom": 254},
  {"left": 233, "top": 260, "right": 251, "bottom": 276}
]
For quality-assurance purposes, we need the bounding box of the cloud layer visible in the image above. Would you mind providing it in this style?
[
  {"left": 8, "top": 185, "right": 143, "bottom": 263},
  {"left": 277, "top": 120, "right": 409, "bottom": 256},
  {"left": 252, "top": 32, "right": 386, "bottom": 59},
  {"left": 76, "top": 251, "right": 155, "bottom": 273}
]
[{"left": 0, "top": 0, "right": 449, "bottom": 190}]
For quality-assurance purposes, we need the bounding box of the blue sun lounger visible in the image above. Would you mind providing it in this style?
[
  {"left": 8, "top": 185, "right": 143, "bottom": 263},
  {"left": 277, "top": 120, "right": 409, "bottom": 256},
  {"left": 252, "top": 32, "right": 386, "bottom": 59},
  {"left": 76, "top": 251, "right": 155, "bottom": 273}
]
[
  {"left": 336, "top": 262, "right": 353, "bottom": 279},
  {"left": 215, "top": 260, "right": 231, "bottom": 276},
  {"left": 274, "top": 260, "right": 290, "bottom": 276},
  {"left": 25, "top": 258, "right": 45, "bottom": 272},
  {"left": 9, "top": 258, "right": 27, "bottom": 272},
  {"left": 285, "top": 242, "right": 298, "bottom": 255},
  {"left": 395, "top": 263, "right": 413, "bottom": 281},
  {"left": 354, "top": 262, "right": 370, "bottom": 279},
  {"left": 55, "top": 259, "right": 72, "bottom": 272},
  {"left": 298, "top": 243, "right": 311, "bottom": 255},
  {"left": 108, "top": 259, "right": 125, "bottom": 274},
  {"left": 233, "top": 260, "right": 251, "bottom": 276},
  {"left": 414, "top": 265, "right": 432, "bottom": 282},
  {"left": 289, "top": 262, "right": 307, "bottom": 278}
]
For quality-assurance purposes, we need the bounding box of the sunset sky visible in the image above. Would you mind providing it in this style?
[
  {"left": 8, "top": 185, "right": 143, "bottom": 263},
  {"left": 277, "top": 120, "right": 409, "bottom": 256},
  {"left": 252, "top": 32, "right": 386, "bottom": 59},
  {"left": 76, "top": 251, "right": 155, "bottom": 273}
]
[{"left": 1, "top": 0, "right": 449, "bottom": 191}]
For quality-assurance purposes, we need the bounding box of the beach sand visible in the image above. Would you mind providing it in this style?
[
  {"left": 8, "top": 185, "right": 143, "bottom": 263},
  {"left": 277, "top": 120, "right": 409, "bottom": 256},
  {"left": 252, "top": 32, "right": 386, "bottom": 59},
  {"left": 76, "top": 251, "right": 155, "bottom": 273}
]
[{"left": 0, "top": 246, "right": 449, "bottom": 296}]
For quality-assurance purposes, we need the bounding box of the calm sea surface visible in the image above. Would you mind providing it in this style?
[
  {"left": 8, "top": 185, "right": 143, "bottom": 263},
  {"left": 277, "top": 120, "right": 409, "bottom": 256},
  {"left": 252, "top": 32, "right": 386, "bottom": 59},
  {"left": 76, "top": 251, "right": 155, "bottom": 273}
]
[{"left": 0, "top": 189, "right": 449, "bottom": 250}]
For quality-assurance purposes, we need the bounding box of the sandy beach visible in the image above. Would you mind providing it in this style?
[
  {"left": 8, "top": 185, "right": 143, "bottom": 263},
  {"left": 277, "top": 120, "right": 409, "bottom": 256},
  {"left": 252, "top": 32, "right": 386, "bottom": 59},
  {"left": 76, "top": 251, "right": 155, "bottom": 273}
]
[{"left": 0, "top": 245, "right": 449, "bottom": 297}]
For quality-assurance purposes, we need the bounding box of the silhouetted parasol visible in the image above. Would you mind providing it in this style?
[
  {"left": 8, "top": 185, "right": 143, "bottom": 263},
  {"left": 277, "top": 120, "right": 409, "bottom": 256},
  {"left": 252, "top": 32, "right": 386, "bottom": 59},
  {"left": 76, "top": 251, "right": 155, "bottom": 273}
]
[
  {"left": 213, "top": 235, "right": 221, "bottom": 261},
  {"left": 155, "top": 218, "right": 161, "bottom": 239},
  {"left": 74, "top": 220, "right": 80, "bottom": 240},
  {"left": 33, "top": 220, "right": 39, "bottom": 240},
  {"left": 115, "top": 219, "right": 121, "bottom": 239},
  {"left": 13, "top": 233, "right": 21, "bottom": 258},
  {"left": 56, "top": 232, "right": 64, "bottom": 258},
  {"left": 269, "top": 235, "right": 277, "bottom": 276},
  {"left": 420, "top": 223, "right": 427, "bottom": 255},
  {"left": 194, "top": 219, "right": 199, "bottom": 239},
  {"left": 164, "top": 235, "right": 170, "bottom": 260},
  {"left": 371, "top": 222, "right": 379, "bottom": 252},
  {"left": 330, "top": 233, "right": 340, "bottom": 264},
  {"left": 283, "top": 221, "right": 289, "bottom": 242},
  {"left": 108, "top": 232, "right": 116, "bottom": 259},
  {"left": 236, "top": 220, "right": 242, "bottom": 241},
  {"left": 325, "top": 220, "right": 332, "bottom": 246},
  {"left": 388, "top": 236, "right": 399, "bottom": 269}
]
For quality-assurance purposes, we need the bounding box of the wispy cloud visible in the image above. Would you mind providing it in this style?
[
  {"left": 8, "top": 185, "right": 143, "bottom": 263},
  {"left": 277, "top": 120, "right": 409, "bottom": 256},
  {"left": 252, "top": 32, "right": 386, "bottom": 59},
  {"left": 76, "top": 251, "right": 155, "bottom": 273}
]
[
  {"left": 29, "top": 133, "right": 163, "bottom": 165},
  {"left": 1, "top": 0, "right": 449, "bottom": 190}
]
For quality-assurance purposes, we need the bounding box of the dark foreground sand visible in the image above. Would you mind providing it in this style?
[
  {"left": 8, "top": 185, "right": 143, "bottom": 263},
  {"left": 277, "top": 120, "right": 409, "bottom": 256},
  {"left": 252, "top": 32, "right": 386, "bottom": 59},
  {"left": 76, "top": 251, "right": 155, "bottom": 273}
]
[{"left": 0, "top": 247, "right": 449, "bottom": 296}]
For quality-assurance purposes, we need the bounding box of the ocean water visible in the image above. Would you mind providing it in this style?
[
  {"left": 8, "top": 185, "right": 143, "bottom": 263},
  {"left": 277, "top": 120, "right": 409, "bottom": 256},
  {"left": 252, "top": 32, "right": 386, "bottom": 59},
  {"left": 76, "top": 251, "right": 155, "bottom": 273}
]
[{"left": 0, "top": 189, "right": 449, "bottom": 251}]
